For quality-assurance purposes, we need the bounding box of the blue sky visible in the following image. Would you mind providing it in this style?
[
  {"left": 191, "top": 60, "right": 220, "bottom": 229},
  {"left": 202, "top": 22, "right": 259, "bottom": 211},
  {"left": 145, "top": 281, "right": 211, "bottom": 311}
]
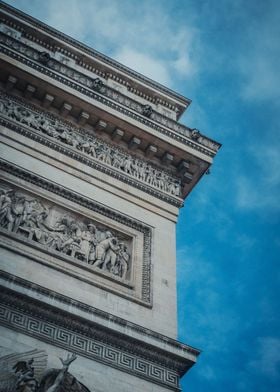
[{"left": 5, "top": 1, "right": 280, "bottom": 390}]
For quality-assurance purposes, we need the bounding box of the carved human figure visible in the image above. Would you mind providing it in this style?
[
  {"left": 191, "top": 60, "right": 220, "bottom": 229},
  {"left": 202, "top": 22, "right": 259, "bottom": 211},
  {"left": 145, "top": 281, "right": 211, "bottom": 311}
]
[
  {"left": 116, "top": 242, "right": 130, "bottom": 279},
  {"left": 93, "top": 231, "right": 119, "bottom": 270},
  {"left": 59, "top": 130, "right": 78, "bottom": 147},
  {"left": 98, "top": 145, "right": 112, "bottom": 165},
  {"left": 0, "top": 189, "right": 14, "bottom": 230},
  {"left": 122, "top": 156, "right": 133, "bottom": 174},
  {"left": 80, "top": 223, "right": 97, "bottom": 263},
  {"left": 11, "top": 196, "right": 38, "bottom": 233},
  {"left": 111, "top": 151, "right": 123, "bottom": 169},
  {"left": 14, "top": 358, "right": 38, "bottom": 392},
  {"left": 16, "top": 378, "right": 38, "bottom": 392},
  {"left": 145, "top": 166, "right": 156, "bottom": 186},
  {"left": 39, "top": 118, "right": 59, "bottom": 138},
  {"left": 28, "top": 208, "right": 55, "bottom": 245},
  {"left": 59, "top": 221, "right": 82, "bottom": 255},
  {"left": 43, "top": 353, "right": 77, "bottom": 392},
  {"left": 137, "top": 161, "right": 147, "bottom": 181}
]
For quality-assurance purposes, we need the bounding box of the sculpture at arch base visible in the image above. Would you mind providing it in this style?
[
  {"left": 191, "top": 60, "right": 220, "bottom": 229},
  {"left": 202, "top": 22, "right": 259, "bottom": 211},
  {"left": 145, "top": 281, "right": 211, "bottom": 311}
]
[{"left": 0, "top": 351, "right": 91, "bottom": 392}]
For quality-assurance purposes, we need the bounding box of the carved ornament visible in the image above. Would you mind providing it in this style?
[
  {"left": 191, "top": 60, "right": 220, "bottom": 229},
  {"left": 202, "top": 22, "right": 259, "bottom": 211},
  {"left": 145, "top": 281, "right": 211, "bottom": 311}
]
[
  {"left": 0, "top": 93, "right": 182, "bottom": 201},
  {"left": 0, "top": 28, "right": 220, "bottom": 155}
]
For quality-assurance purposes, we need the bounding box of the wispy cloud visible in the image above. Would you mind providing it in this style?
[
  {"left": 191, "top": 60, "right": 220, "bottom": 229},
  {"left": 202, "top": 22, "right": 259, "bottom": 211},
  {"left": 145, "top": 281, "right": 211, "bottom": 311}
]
[
  {"left": 248, "top": 337, "right": 280, "bottom": 378},
  {"left": 10, "top": 0, "right": 199, "bottom": 88},
  {"left": 236, "top": 142, "right": 280, "bottom": 213},
  {"left": 238, "top": 6, "right": 280, "bottom": 106}
]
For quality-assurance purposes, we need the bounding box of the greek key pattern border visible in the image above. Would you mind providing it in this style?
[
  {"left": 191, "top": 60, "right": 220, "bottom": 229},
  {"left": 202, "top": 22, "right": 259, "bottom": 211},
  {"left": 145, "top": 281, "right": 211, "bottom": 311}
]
[
  {"left": 0, "top": 270, "right": 199, "bottom": 359},
  {"left": 0, "top": 159, "right": 152, "bottom": 304},
  {"left": 0, "top": 301, "right": 180, "bottom": 390}
]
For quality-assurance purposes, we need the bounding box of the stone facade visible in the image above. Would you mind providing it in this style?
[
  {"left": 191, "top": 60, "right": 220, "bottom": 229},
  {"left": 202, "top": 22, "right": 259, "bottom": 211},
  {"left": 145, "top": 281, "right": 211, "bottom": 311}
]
[{"left": 0, "top": 2, "right": 220, "bottom": 391}]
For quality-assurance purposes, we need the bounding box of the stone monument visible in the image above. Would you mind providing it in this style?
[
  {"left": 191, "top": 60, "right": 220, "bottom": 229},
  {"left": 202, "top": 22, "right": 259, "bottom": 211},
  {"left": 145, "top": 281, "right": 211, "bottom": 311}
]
[{"left": 0, "top": 2, "right": 220, "bottom": 391}]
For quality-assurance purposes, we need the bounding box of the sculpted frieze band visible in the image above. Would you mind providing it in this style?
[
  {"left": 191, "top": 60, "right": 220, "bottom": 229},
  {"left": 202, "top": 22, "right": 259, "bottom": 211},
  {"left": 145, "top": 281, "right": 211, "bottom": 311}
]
[
  {"left": 0, "top": 185, "right": 132, "bottom": 281},
  {"left": 0, "top": 28, "right": 220, "bottom": 153},
  {"left": 0, "top": 94, "right": 182, "bottom": 198}
]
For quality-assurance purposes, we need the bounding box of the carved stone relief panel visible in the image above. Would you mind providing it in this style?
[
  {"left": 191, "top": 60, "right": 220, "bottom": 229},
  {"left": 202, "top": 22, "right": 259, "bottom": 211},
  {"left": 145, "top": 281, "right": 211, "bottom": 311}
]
[
  {"left": 0, "top": 93, "right": 182, "bottom": 202},
  {"left": 0, "top": 173, "right": 151, "bottom": 305}
]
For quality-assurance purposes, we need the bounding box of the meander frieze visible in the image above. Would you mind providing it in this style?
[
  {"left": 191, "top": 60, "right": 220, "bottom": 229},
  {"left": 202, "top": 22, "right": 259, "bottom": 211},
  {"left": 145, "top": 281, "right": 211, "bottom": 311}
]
[
  {"left": 0, "top": 270, "right": 199, "bottom": 359},
  {"left": 0, "top": 166, "right": 152, "bottom": 304},
  {"left": 0, "top": 287, "right": 187, "bottom": 389},
  {"left": 0, "top": 28, "right": 220, "bottom": 155},
  {"left": 0, "top": 92, "right": 183, "bottom": 204}
]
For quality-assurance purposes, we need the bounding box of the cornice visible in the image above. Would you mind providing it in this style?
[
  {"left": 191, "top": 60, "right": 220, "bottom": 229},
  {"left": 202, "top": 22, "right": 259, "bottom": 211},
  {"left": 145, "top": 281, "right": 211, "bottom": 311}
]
[
  {"left": 0, "top": 1, "right": 190, "bottom": 113},
  {"left": 0, "top": 92, "right": 184, "bottom": 207},
  {"left": 0, "top": 270, "right": 200, "bottom": 360},
  {"left": 0, "top": 17, "right": 221, "bottom": 155},
  {"left": 0, "top": 285, "right": 199, "bottom": 390}
]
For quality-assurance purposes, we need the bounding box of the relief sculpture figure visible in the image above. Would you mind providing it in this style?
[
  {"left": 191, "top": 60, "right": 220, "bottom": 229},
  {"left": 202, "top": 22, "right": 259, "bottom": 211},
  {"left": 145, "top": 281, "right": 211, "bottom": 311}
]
[
  {"left": 93, "top": 231, "right": 120, "bottom": 272},
  {"left": 0, "top": 187, "right": 131, "bottom": 281},
  {"left": 0, "top": 95, "right": 182, "bottom": 197},
  {"left": 0, "top": 189, "right": 14, "bottom": 230},
  {"left": 0, "top": 350, "right": 91, "bottom": 392}
]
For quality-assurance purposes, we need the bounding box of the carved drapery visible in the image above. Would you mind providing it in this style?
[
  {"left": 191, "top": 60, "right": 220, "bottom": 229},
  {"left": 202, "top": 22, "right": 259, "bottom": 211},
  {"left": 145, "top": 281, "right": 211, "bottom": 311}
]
[
  {"left": 0, "top": 93, "right": 182, "bottom": 198},
  {"left": 0, "top": 184, "right": 132, "bottom": 281},
  {"left": 0, "top": 165, "right": 152, "bottom": 305},
  {"left": 0, "top": 350, "right": 91, "bottom": 392}
]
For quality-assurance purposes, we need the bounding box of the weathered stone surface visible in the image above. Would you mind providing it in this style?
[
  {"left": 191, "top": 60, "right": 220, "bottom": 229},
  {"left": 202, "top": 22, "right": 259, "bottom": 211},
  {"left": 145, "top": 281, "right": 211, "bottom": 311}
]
[{"left": 0, "top": 3, "right": 221, "bottom": 391}]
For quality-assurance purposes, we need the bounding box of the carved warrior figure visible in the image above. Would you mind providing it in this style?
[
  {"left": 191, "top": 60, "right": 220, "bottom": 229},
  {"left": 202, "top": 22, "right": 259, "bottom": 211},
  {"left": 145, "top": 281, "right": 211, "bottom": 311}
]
[
  {"left": 0, "top": 95, "right": 182, "bottom": 197},
  {"left": 0, "top": 350, "right": 90, "bottom": 392},
  {"left": 0, "top": 188, "right": 131, "bottom": 280}
]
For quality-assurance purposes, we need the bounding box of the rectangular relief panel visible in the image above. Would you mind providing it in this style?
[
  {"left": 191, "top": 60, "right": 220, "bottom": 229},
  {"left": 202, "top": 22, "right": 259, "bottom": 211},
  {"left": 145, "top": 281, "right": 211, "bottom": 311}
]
[{"left": 0, "top": 167, "right": 152, "bottom": 306}]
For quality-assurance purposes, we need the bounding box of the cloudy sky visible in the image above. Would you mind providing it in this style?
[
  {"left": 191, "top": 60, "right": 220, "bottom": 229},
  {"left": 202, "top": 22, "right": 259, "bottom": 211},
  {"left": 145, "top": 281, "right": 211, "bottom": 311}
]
[{"left": 5, "top": 0, "right": 280, "bottom": 390}]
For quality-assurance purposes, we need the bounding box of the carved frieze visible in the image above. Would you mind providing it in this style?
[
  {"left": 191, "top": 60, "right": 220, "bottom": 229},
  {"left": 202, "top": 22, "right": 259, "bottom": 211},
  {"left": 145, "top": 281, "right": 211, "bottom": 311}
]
[
  {"left": 0, "top": 28, "right": 220, "bottom": 154},
  {"left": 0, "top": 185, "right": 132, "bottom": 281},
  {"left": 0, "top": 287, "right": 187, "bottom": 391},
  {"left": 0, "top": 93, "right": 182, "bottom": 200},
  {"left": 0, "top": 167, "right": 152, "bottom": 305}
]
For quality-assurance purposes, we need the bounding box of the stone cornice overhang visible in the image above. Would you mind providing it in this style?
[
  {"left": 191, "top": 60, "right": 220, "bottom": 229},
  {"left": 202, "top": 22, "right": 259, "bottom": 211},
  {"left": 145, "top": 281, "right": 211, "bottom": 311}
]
[
  {"left": 0, "top": 43, "right": 219, "bottom": 160},
  {"left": 0, "top": 274, "right": 200, "bottom": 391},
  {"left": 0, "top": 27, "right": 220, "bottom": 156},
  {"left": 0, "top": 0, "right": 190, "bottom": 118},
  {"left": 0, "top": 101, "right": 183, "bottom": 209},
  {"left": 0, "top": 56, "right": 217, "bottom": 200}
]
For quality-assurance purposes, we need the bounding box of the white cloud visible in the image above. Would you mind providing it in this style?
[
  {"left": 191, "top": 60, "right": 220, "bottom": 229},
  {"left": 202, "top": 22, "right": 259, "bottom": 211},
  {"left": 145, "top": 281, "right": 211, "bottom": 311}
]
[
  {"left": 114, "top": 48, "right": 171, "bottom": 86},
  {"left": 7, "top": 0, "right": 200, "bottom": 89},
  {"left": 177, "top": 247, "right": 239, "bottom": 351},
  {"left": 236, "top": 143, "right": 280, "bottom": 213},
  {"left": 238, "top": 5, "right": 280, "bottom": 105},
  {"left": 248, "top": 337, "right": 280, "bottom": 378}
]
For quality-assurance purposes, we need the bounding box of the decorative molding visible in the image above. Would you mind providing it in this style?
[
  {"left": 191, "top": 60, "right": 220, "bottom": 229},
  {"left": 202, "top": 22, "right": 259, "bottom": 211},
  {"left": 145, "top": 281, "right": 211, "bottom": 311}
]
[
  {"left": 0, "top": 161, "right": 152, "bottom": 304},
  {"left": 0, "top": 286, "right": 194, "bottom": 391},
  {"left": 0, "top": 92, "right": 184, "bottom": 207},
  {"left": 0, "top": 184, "right": 133, "bottom": 281},
  {"left": 0, "top": 2, "right": 191, "bottom": 111},
  {"left": 0, "top": 30, "right": 220, "bottom": 156},
  {"left": 0, "top": 270, "right": 199, "bottom": 360}
]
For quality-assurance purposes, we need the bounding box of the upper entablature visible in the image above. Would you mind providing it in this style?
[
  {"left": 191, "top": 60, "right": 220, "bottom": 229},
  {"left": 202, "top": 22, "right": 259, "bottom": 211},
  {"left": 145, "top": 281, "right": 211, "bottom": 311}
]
[{"left": 0, "top": 2, "right": 190, "bottom": 120}]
